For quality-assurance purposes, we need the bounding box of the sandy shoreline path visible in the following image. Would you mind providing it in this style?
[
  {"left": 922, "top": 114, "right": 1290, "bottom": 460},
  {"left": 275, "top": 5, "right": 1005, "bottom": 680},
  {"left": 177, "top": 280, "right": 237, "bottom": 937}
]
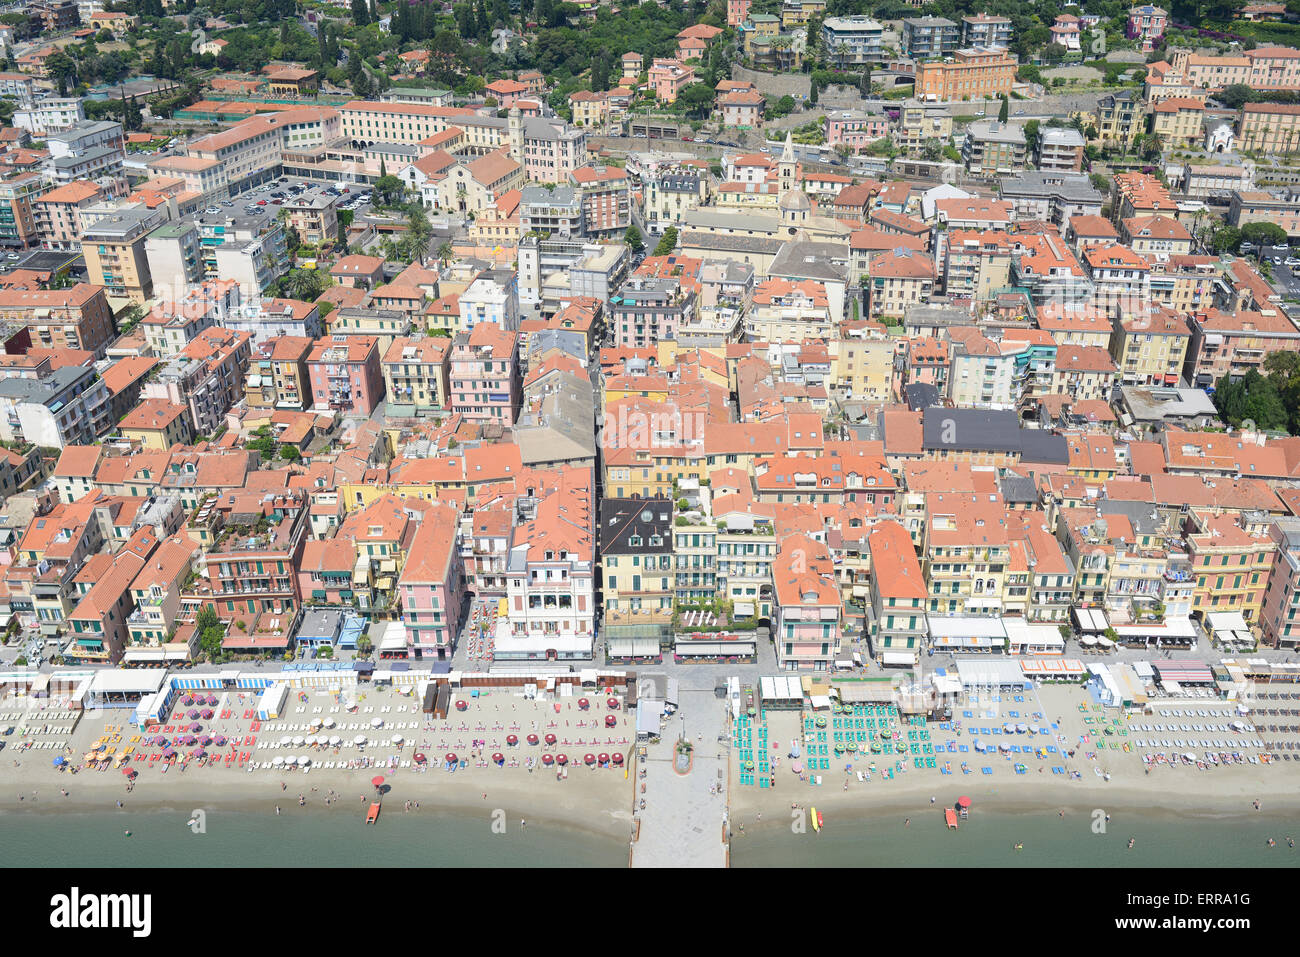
[{"left": 1, "top": 683, "right": 636, "bottom": 843}]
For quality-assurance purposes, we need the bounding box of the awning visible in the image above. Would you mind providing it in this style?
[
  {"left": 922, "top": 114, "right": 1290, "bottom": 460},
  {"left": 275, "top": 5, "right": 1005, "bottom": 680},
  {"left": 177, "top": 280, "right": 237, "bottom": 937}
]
[
  {"left": 608, "top": 637, "right": 659, "bottom": 657},
  {"left": 733, "top": 602, "right": 755, "bottom": 616},
  {"left": 883, "top": 650, "right": 916, "bottom": 666},
  {"left": 1073, "top": 607, "right": 1108, "bottom": 632},
  {"left": 675, "top": 640, "right": 755, "bottom": 656}
]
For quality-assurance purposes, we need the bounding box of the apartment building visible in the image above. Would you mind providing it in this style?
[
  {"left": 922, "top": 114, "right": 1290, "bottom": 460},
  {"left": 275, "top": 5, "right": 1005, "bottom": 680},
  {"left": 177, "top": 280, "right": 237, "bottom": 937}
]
[
  {"left": 382, "top": 335, "right": 451, "bottom": 416},
  {"left": 1036, "top": 127, "right": 1085, "bottom": 172},
  {"left": 1184, "top": 308, "right": 1300, "bottom": 388},
  {"left": 961, "top": 14, "right": 1012, "bottom": 49},
  {"left": 1262, "top": 518, "right": 1300, "bottom": 648},
  {"left": 398, "top": 505, "right": 466, "bottom": 660},
  {"left": 901, "top": 17, "right": 959, "bottom": 59},
  {"left": 244, "top": 335, "right": 314, "bottom": 412},
  {"left": 195, "top": 499, "right": 308, "bottom": 621},
  {"left": 0, "top": 283, "right": 115, "bottom": 356},
  {"left": 820, "top": 16, "right": 884, "bottom": 66},
  {"left": 923, "top": 492, "right": 1009, "bottom": 616},
  {"left": 611, "top": 276, "right": 696, "bottom": 348},
  {"left": 942, "top": 228, "right": 1012, "bottom": 305},
  {"left": 141, "top": 327, "right": 253, "bottom": 437},
  {"left": 1238, "top": 102, "right": 1300, "bottom": 153},
  {"left": 773, "top": 534, "right": 841, "bottom": 673},
  {"left": 1127, "top": 4, "right": 1167, "bottom": 52},
  {"left": 868, "top": 249, "right": 935, "bottom": 319},
  {"left": 599, "top": 497, "right": 674, "bottom": 619},
  {"left": 307, "top": 335, "right": 385, "bottom": 416},
  {"left": 648, "top": 58, "right": 696, "bottom": 104},
  {"left": 449, "top": 322, "right": 521, "bottom": 427},
  {"left": 1095, "top": 90, "right": 1141, "bottom": 149},
  {"left": 80, "top": 207, "right": 159, "bottom": 303},
  {"left": 962, "top": 120, "right": 1026, "bottom": 175},
  {"left": 1110, "top": 308, "right": 1192, "bottom": 385},
  {"left": 570, "top": 164, "right": 630, "bottom": 237},
  {"left": 1187, "top": 514, "right": 1272, "bottom": 624},
  {"left": 915, "top": 48, "right": 1016, "bottom": 103},
  {"left": 1151, "top": 97, "right": 1205, "bottom": 148}
]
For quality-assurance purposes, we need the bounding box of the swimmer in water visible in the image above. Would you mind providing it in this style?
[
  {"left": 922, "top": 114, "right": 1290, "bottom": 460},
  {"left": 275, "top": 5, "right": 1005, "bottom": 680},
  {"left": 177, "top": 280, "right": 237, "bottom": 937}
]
[
  {"left": 1128, "top": 838, "right": 1135, "bottom": 849},
  {"left": 1267, "top": 838, "right": 1276, "bottom": 847},
  {"left": 1014, "top": 842, "right": 1023, "bottom": 851}
]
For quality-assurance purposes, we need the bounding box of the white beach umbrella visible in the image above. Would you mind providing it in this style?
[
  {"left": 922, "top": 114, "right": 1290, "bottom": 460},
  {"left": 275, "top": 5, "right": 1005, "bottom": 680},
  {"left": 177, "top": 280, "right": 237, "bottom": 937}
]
[
  {"left": 299, "top": 755, "right": 311, "bottom": 767},
  {"left": 329, "top": 735, "right": 341, "bottom": 746},
  {"left": 371, "top": 717, "right": 383, "bottom": 728},
  {"left": 271, "top": 755, "right": 284, "bottom": 766},
  {"left": 391, "top": 733, "right": 404, "bottom": 745},
  {"left": 323, "top": 717, "right": 335, "bottom": 728},
  {"left": 354, "top": 735, "right": 367, "bottom": 746},
  {"left": 279, "top": 735, "right": 292, "bottom": 747},
  {"left": 284, "top": 756, "right": 297, "bottom": 765},
  {"left": 309, "top": 717, "right": 323, "bottom": 728},
  {"left": 293, "top": 735, "right": 305, "bottom": 747}
]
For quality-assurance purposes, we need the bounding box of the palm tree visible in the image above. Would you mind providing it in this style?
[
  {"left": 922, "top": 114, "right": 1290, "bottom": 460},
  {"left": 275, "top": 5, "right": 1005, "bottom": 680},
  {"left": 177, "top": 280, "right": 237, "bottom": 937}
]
[
  {"left": 407, "top": 230, "right": 430, "bottom": 265},
  {"left": 436, "top": 241, "right": 454, "bottom": 268}
]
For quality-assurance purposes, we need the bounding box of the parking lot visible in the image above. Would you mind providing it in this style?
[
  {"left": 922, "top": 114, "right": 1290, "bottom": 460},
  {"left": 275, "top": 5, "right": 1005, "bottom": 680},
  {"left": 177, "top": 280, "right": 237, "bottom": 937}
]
[{"left": 232, "top": 178, "right": 372, "bottom": 218}]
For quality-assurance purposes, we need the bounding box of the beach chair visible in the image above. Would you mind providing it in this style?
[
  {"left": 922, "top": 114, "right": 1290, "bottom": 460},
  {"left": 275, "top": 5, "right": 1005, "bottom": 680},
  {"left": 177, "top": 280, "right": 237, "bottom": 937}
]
[{"left": 982, "top": 767, "right": 992, "bottom": 775}]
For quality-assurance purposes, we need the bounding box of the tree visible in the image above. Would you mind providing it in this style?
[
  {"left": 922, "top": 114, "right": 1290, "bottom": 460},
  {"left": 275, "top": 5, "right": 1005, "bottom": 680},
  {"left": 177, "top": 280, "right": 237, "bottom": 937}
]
[
  {"left": 351, "top": 0, "right": 369, "bottom": 26},
  {"left": 769, "top": 94, "right": 795, "bottom": 118},
  {"left": 653, "top": 226, "right": 678, "bottom": 257},
  {"left": 1241, "top": 221, "right": 1288, "bottom": 249},
  {"left": 1211, "top": 224, "right": 1242, "bottom": 254},
  {"left": 436, "top": 241, "right": 455, "bottom": 267},
  {"left": 1023, "top": 119, "right": 1041, "bottom": 157},
  {"left": 1216, "top": 84, "right": 1253, "bottom": 110},
  {"left": 919, "top": 137, "right": 943, "bottom": 162},
  {"left": 1213, "top": 369, "right": 1289, "bottom": 432},
  {"left": 374, "top": 173, "right": 405, "bottom": 206},
  {"left": 279, "top": 445, "right": 302, "bottom": 461},
  {"left": 624, "top": 225, "right": 644, "bottom": 253},
  {"left": 997, "top": 95, "right": 1009, "bottom": 124}
]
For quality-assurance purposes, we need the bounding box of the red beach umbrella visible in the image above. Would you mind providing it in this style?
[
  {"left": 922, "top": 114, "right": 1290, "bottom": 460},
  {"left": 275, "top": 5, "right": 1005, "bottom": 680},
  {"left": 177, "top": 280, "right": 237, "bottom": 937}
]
[
  {"left": 611, "top": 753, "right": 624, "bottom": 765},
  {"left": 957, "top": 796, "right": 972, "bottom": 808},
  {"left": 506, "top": 734, "right": 518, "bottom": 745},
  {"left": 445, "top": 753, "right": 458, "bottom": 765},
  {"left": 541, "top": 753, "right": 554, "bottom": 765},
  {"left": 605, "top": 714, "right": 617, "bottom": 728},
  {"left": 527, "top": 733, "right": 539, "bottom": 745},
  {"left": 371, "top": 775, "right": 385, "bottom": 788},
  {"left": 584, "top": 753, "right": 596, "bottom": 765},
  {"left": 607, "top": 698, "right": 620, "bottom": 710},
  {"left": 544, "top": 733, "right": 557, "bottom": 745},
  {"left": 598, "top": 753, "right": 609, "bottom": 764},
  {"left": 492, "top": 752, "right": 504, "bottom": 764},
  {"left": 578, "top": 698, "right": 590, "bottom": 710},
  {"left": 556, "top": 754, "right": 569, "bottom": 765}
]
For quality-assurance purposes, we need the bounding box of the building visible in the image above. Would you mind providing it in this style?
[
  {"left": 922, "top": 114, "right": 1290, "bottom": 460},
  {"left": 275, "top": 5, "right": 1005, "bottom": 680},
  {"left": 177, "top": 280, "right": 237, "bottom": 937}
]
[
  {"left": 382, "top": 335, "right": 451, "bottom": 417},
  {"left": 196, "top": 498, "right": 308, "bottom": 621},
  {"left": 1095, "top": 91, "right": 1141, "bottom": 149},
  {"left": 867, "top": 520, "right": 928, "bottom": 661},
  {"left": 610, "top": 276, "right": 696, "bottom": 348},
  {"left": 244, "top": 335, "right": 314, "bottom": 412},
  {"left": 648, "top": 59, "right": 695, "bottom": 104},
  {"left": 599, "top": 497, "right": 674, "bottom": 620},
  {"left": 962, "top": 120, "right": 1026, "bottom": 175},
  {"left": 0, "top": 283, "right": 115, "bottom": 356},
  {"left": 868, "top": 249, "right": 935, "bottom": 319},
  {"left": 397, "top": 505, "right": 466, "bottom": 660},
  {"left": 961, "top": 14, "right": 1012, "bottom": 50},
  {"left": 570, "top": 164, "right": 631, "bottom": 236},
  {"left": 1238, "top": 102, "right": 1300, "bottom": 154},
  {"left": 1036, "top": 127, "right": 1085, "bottom": 172},
  {"left": 720, "top": 87, "right": 765, "bottom": 128},
  {"left": 1111, "top": 308, "right": 1191, "bottom": 386},
  {"left": 307, "top": 335, "right": 385, "bottom": 417},
  {"left": 901, "top": 17, "right": 959, "bottom": 60},
  {"left": 915, "top": 48, "right": 1016, "bottom": 103},
  {"left": 824, "top": 110, "right": 889, "bottom": 153},
  {"left": 820, "top": 16, "right": 884, "bottom": 66},
  {"left": 644, "top": 166, "right": 711, "bottom": 233},
  {"left": 1263, "top": 518, "right": 1300, "bottom": 648},
  {"left": 1184, "top": 308, "right": 1300, "bottom": 388},
  {"left": 1150, "top": 97, "right": 1205, "bottom": 148},
  {"left": 119, "top": 399, "right": 194, "bottom": 450},
  {"left": 449, "top": 322, "right": 521, "bottom": 427},
  {"left": 1127, "top": 5, "right": 1167, "bottom": 52},
  {"left": 772, "top": 534, "right": 841, "bottom": 673},
  {"left": 80, "top": 207, "right": 158, "bottom": 303}
]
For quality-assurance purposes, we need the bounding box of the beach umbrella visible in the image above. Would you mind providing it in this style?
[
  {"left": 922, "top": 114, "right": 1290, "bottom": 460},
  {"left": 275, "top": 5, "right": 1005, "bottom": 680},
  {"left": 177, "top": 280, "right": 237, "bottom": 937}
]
[
  {"left": 605, "top": 714, "right": 617, "bottom": 728},
  {"left": 271, "top": 756, "right": 284, "bottom": 766},
  {"left": 413, "top": 752, "right": 427, "bottom": 764},
  {"left": 584, "top": 753, "right": 596, "bottom": 765},
  {"left": 492, "top": 752, "right": 504, "bottom": 764},
  {"left": 188, "top": 709, "right": 199, "bottom": 719},
  {"left": 284, "top": 756, "right": 297, "bottom": 765},
  {"left": 545, "top": 733, "right": 557, "bottom": 746},
  {"left": 199, "top": 735, "right": 212, "bottom": 746},
  {"left": 506, "top": 734, "right": 518, "bottom": 746},
  {"left": 354, "top": 735, "right": 367, "bottom": 746},
  {"left": 214, "top": 735, "right": 227, "bottom": 747},
  {"left": 957, "top": 796, "right": 972, "bottom": 808},
  {"left": 527, "top": 733, "right": 539, "bottom": 745},
  {"left": 597, "top": 752, "right": 609, "bottom": 765},
  {"left": 323, "top": 717, "right": 335, "bottom": 729},
  {"left": 207, "top": 695, "right": 218, "bottom": 707},
  {"left": 557, "top": 753, "right": 569, "bottom": 765},
  {"left": 201, "top": 709, "right": 214, "bottom": 720},
  {"left": 346, "top": 697, "right": 358, "bottom": 710},
  {"left": 445, "top": 753, "right": 458, "bottom": 765},
  {"left": 541, "top": 753, "right": 554, "bottom": 766},
  {"left": 455, "top": 700, "right": 467, "bottom": 712},
  {"left": 578, "top": 698, "right": 590, "bottom": 710},
  {"left": 280, "top": 735, "right": 292, "bottom": 747},
  {"left": 371, "top": 717, "right": 383, "bottom": 728},
  {"left": 607, "top": 698, "right": 620, "bottom": 710},
  {"left": 190, "top": 722, "right": 202, "bottom": 733},
  {"left": 299, "top": 755, "right": 310, "bottom": 767},
  {"left": 791, "top": 761, "right": 804, "bottom": 773},
  {"left": 329, "top": 735, "right": 341, "bottom": 746},
  {"left": 391, "top": 733, "right": 404, "bottom": 745},
  {"left": 309, "top": 717, "right": 323, "bottom": 728},
  {"left": 612, "top": 752, "right": 625, "bottom": 765},
  {"left": 293, "top": 735, "right": 305, "bottom": 747},
  {"left": 53, "top": 756, "right": 65, "bottom": 767},
  {"left": 194, "top": 748, "right": 206, "bottom": 759}
]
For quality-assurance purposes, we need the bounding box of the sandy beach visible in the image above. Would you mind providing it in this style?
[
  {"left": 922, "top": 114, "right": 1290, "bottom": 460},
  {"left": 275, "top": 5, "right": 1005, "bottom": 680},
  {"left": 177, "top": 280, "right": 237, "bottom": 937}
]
[
  {"left": 728, "top": 683, "right": 1300, "bottom": 834},
  {"left": 0, "top": 683, "right": 636, "bottom": 842}
]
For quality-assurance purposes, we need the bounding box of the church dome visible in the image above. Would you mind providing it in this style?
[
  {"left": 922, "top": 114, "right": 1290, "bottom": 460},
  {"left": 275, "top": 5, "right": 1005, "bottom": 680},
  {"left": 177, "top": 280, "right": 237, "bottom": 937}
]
[{"left": 778, "top": 189, "right": 811, "bottom": 212}]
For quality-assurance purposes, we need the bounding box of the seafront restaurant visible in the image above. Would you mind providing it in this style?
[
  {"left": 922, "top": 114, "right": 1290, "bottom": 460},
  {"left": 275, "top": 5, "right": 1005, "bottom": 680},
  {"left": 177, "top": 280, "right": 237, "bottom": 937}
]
[
  {"left": 1003, "top": 619, "right": 1066, "bottom": 656},
  {"left": 1110, "top": 616, "right": 1198, "bottom": 650},
  {"left": 928, "top": 617, "right": 1007, "bottom": 654},
  {"left": 1072, "top": 606, "right": 1109, "bottom": 636},
  {"left": 673, "top": 629, "right": 757, "bottom": 663},
  {"left": 953, "top": 657, "right": 1028, "bottom": 692},
  {"left": 1019, "top": 658, "right": 1087, "bottom": 684},
  {"left": 1205, "top": 611, "right": 1257, "bottom": 652},
  {"left": 1152, "top": 659, "right": 1216, "bottom": 692},
  {"left": 85, "top": 670, "right": 168, "bottom": 710}
]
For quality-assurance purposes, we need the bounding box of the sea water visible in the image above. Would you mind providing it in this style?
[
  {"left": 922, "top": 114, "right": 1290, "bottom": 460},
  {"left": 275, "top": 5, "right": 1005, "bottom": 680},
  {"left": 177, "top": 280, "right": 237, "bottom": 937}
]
[
  {"left": 0, "top": 807, "right": 626, "bottom": 867},
  {"left": 732, "top": 807, "right": 1300, "bottom": 867}
]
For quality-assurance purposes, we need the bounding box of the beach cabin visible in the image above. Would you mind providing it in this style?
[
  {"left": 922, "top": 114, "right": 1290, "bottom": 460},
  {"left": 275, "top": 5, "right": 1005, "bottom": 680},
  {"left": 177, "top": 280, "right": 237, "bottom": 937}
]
[{"left": 256, "top": 683, "right": 289, "bottom": 721}]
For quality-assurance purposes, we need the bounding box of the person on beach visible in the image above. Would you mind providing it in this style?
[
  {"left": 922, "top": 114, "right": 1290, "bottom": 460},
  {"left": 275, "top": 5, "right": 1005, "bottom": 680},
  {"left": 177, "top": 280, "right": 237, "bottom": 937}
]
[{"left": 904, "top": 818, "right": 909, "bottom": 827}]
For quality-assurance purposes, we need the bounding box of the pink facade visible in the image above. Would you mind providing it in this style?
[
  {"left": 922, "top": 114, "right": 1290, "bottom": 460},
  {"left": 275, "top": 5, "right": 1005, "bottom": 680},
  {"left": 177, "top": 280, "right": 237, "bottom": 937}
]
[
  {"left": 449, "top": 323, "right": 521, "bottom": 427},
  {"left": 307, "top": 335, "right": 385, "bottom": 416},
  {"left": 649, "top": 59, "right": 695, "bottom": 104},
  {"left": 399, "top": 510, "right": 466, "bottom": 661},
  {"left": 1127, "top": 5, "right": 1167, "bottom": 51},
  {"left": 825, "top": 113, "right": 890, "bottom": 152},
  {"left": 728, "top": 0, "right": 752, "bottom": 27}
]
